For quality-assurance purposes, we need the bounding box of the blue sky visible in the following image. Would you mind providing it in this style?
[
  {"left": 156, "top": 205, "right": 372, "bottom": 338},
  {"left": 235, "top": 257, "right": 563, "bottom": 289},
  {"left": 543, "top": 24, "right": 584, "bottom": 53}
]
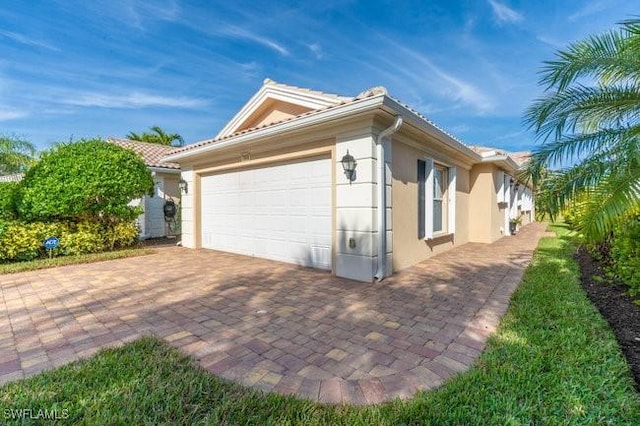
[{"left": 0, "top": 0, "right": 636, "bottom": 152}]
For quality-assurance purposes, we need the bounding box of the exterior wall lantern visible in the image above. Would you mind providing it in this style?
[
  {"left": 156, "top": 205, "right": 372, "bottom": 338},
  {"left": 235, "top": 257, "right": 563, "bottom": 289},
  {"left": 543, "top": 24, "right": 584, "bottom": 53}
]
[
  {"left": 341, "top": 150, "right": 357, "bottom": 183},
  {"left": 178, "top": 178, "right": 188, "bottom": 194}
]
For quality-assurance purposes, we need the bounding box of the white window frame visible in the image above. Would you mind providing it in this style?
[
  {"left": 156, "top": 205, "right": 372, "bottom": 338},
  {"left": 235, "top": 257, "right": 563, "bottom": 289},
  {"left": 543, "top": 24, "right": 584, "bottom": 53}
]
[
  {"left": 497, "top": 170, "right": 505, "bottom": 203},
  {"left": 418, "top": 158, "right": 456, "bottom": 239}
]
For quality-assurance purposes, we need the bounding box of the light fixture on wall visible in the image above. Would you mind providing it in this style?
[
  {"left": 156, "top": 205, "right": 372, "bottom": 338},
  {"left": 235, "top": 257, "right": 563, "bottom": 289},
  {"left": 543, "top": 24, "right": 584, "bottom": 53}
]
[
  {"left": 341, "top": 150, "right": 357, "bottom": 183},
  {"left": 178, "top": 178, "right": 188, "bottom": 194}
]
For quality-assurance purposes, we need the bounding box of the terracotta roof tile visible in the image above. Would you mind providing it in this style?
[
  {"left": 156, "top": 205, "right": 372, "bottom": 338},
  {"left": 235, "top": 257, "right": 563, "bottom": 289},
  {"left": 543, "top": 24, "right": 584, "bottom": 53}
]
[
  {"left": 167, "top": 81, "right": 524, "bottom": 164},
  {"left": 509, "top": 151, "right": 532, "bottom": 166},
  {"left": 171, "top": 93, "right": 376, "bottom": 155},
  {"left": 263, "top": 78, "right": 352, "bottom": 103},
  {"left": 107, "top": 138, "right": 180, "bottom": 169},
  {"left": 470, "top": 145, "right": 531, "bottom": 166}
]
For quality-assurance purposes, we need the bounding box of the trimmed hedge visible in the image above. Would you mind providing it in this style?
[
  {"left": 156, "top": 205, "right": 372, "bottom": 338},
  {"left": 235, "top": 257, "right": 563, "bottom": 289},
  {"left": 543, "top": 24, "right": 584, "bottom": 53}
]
[
  {"left": 0, "top": 220, "right": 139, "bottom": 262},
  {"left": 610, "top": 211, "right": 640, "bottom": 296},
  {"left": 0, "top": 182, "right": 19, "bottom": 220}
]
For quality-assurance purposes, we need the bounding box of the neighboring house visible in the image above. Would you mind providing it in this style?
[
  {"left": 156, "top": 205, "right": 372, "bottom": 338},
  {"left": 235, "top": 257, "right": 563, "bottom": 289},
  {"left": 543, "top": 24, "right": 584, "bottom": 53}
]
[
  {"left": 0, "top": 173, "right": 24, "bottom": 182},
  {"left": 107, "top": 138, "right": 181, "bottom": 239},
  {"left": 164, "top": 79, "right": 534, "bottom": 282}
]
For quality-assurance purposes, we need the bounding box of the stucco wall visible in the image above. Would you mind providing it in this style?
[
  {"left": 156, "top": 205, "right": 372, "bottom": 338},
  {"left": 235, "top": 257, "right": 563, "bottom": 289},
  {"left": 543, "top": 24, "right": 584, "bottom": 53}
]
[
  {"left": 391, "top": 141, "right": 471, "bottom": 272},
  {"left": 468, "top": 163, "right": 506, "bottom": 243},
  {"left": 241, "top": 100, "right": 312, "bottom": 130},
  {"left": 179, "top": 117, "right": 379, "bottom": 282}
]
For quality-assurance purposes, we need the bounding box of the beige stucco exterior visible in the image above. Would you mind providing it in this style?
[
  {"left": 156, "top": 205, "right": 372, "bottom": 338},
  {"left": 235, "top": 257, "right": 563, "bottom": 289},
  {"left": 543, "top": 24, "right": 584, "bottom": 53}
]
[
  {"left": 239, "top": 100, "right": 312, "bottom": 131},
  {"left": 391, "top": 140, "right": 471, "bottom": 271},
  {"left": 168, "top": 79, "right": 535, "bottom": 282},
  {"left": 468, "top": 163, "right": 505, "bottom": 243}
]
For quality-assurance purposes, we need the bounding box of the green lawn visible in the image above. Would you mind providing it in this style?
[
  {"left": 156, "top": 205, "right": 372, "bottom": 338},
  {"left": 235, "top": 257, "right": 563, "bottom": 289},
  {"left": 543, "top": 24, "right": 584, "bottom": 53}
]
[
  {"left": 0, "top": 248, "right": 155, "bottom": 275},
  {"left": 1, "top": 225, "right": 638, "bottom": 425}
]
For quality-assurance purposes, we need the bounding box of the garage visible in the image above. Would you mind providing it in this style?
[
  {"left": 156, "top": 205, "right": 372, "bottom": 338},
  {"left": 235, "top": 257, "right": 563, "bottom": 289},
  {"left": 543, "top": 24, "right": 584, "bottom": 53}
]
[{"left": 200, "top": 157, "right": 332, "bottom": 270}]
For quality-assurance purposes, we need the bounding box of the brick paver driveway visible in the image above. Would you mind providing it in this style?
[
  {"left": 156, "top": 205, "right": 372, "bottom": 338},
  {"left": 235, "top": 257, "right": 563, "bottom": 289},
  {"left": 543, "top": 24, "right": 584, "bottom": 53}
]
[{"left": 0, "top": 223, "right": 551, "bottom": 404}]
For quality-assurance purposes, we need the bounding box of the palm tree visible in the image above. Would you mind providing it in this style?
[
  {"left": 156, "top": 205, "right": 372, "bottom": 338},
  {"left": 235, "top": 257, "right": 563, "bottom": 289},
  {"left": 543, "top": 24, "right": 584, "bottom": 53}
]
[
  {"left": 127, "top": 126, "right": 184, "bottom": 147},
  {"left": 0, "top": 134, "right": 36, "bottom": 175},
  {"left": 524, "top": 18, "right": 640, "bottom": 241}
]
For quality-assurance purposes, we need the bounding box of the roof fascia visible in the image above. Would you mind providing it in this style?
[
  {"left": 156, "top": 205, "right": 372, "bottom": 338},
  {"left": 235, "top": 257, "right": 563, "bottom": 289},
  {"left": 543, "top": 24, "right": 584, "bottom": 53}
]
[
  {"left": 481, "top": 155, "right": 520, "bottom": 174},
  {"left": 165, "top": 95, "right": 386, "bottom": 162},
  {"left": 380, "top": 97, "right": 482, "bottom": 163},
  {"left": 148, "top": 166, "right": 181, "bottom": 174}
]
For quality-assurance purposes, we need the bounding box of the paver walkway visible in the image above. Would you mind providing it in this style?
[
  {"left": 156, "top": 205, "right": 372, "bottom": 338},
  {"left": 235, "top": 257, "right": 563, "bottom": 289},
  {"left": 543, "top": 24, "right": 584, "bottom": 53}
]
[{"left": 0, "top": 222, "right": 551, "bottom": 404}]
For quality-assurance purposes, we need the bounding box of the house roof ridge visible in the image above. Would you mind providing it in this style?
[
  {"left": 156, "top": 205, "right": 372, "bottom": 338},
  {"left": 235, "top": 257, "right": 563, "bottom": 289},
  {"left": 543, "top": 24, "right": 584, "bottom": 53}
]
[{"left": 264, "top": 78, "right": 352, "bottom": 102}]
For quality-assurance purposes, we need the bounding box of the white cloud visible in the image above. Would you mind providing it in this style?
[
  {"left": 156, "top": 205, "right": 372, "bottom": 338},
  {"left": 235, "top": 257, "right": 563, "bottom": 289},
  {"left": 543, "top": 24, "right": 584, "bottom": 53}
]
[
  {"left": 396, "top": 46, "right": 495, "bottom": 114},
  {"left": 536, "top": 35, "right": 565, "bottom": 49},
  {"left": 568, "top": 1, "right": 609, "bottom": 21},
  {"left": 487, "top": 0, "right": 523, "bottom": 24},
  {"left": 61, "top": 91, "right": 209, "bottom": 109},
  {"left": 494, "top": 130, "right": 525, "bottom": 141},
  {"left": 307, "top": 43, "right": 324, "bottom": 59},
  {"left": 0, "top": 30, "right": 59, "bottom": 51},
  {"left": 0, "top": 109, "right": 28, "bottom": 121},
  {"left": 220, "top": 25, "right": 289, "bottom": 56}
]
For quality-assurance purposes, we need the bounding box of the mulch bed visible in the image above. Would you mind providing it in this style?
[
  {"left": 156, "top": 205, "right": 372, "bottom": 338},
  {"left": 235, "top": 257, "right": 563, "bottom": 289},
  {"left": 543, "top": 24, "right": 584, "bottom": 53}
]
[{"left": 575, "top": 246, "right": 640, "bottom": 391}]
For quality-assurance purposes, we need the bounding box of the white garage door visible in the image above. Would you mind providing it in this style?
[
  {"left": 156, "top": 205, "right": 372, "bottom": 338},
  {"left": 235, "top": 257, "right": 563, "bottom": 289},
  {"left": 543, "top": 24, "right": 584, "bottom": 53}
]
[{"left": 201, "top": 157, "right": 332, "bottom": 269}]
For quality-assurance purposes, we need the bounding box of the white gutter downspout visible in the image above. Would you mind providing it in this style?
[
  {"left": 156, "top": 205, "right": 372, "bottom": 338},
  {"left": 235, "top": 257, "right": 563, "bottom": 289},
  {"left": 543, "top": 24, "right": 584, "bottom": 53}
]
[{"left": 374, "top": 115, "right": 403, "bottom": 281}]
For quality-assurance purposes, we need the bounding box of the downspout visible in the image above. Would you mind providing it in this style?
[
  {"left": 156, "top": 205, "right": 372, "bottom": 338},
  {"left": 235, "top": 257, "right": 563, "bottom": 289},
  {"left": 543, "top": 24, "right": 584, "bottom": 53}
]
[{"left": 374, "top": 115, "right": 403, "bottom": 281}]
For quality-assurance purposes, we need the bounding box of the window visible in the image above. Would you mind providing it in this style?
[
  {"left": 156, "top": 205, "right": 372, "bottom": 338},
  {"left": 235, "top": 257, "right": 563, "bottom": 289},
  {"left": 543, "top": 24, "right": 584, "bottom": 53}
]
[
  {"left": 418, "top": 159, "right": 456, "bottom": 239},
  {"left": 433, "top": 165, "right": 447, "bottom": 233},
  {"left": 418, "top": 160, "right": 426, "bottom": 239}
]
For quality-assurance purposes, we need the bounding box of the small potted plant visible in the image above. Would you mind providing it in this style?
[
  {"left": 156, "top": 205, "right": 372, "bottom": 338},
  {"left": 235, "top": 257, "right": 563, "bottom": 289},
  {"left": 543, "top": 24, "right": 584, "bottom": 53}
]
[{"left": 509, "top": 215, "right": 523, "bottom": 235}]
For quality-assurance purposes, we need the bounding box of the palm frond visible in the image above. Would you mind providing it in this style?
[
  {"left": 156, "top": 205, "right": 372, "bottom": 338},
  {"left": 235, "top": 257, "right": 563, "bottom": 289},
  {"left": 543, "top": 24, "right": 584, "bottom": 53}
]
[
  {"left": 540, "top": 20, "right": 640, "bottom": 90},
  {"left": 531, "top": 125, "right": 640, "bottom": 166},
  {"left": 575, "top": 168, "right": 640, "bottom": 240},
  {"left": 525, "top": 84, "right": 640, "bottom": 140}
]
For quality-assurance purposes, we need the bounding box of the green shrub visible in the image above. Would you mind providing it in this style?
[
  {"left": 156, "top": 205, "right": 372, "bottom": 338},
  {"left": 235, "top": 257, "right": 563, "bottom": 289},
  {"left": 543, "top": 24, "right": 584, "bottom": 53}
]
[
  {"left": 61, "top": 221, "right": 105, "bottom": 256},
  {"left": 17, "top": 139, "right": 153, "bottom": 223},
  {"left": 0, "top": 182, "right": 19, "bottom": 220},
  {"left": 110, "top": 222, "right": 139, "bottom": 249},
  {"left": 0, "top": 220, "right": 140, "bottom": 262},
  {"left": 0, "top": 221, "right": 66, "bottom": 261},
  {"left": 610, "top": 210, "right": 640, "bottom": 296}
]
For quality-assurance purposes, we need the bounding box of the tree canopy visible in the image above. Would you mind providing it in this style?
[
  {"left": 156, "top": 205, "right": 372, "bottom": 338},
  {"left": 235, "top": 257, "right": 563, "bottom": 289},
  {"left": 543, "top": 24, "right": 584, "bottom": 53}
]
[
  {"left": 127, "top": 126, "right": 184, "bottom": 146},
  {"left": 0, "top": 134, "right": 36, "bottom": 175},
  {"left": 17, "top": 139, "right": 154, "bottom": 223},
  {"left": 525, "top": 18, "right": 640, "bottom": 241}
]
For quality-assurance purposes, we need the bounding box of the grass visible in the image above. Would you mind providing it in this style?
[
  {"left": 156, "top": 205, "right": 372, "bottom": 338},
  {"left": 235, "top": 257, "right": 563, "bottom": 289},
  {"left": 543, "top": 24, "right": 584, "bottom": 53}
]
[
  {"left": 1, "top": 225, "right": 639, "bottom": 424},
  {"left": 0, "top": 248, "right": 155, "bottom": 275}
]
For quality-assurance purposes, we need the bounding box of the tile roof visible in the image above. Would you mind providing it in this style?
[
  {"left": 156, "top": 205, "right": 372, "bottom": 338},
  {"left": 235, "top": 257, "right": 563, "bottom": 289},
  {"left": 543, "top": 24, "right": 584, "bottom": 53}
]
[
  {"left": 509, "top": 151, "right": 532, "bottom": 166},
  {"left": 171, "top": 91, "right": 377, "bottom": 155},
  {"left": 169, "top": 85, "right": 474, "bottom": 157},
  {"left": 0, "top": 172, "right": 24, "bottom": 182},
  {"left": 470, "top": 145, "right": 531, "bottom": 167},
  {"left": 107, "top": 138, "right": 180, "bottom": 169},
  {"left": 167, "top": 80, "right": 526, "bottom": 164},
  {"left": 262, "top": 78, "right": 352, "bottom": 103}
]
